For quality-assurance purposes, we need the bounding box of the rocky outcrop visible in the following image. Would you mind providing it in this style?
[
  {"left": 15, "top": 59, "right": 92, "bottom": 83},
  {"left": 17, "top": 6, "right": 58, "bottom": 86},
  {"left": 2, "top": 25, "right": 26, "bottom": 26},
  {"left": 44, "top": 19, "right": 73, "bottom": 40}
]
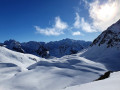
[{"left": 95, "top": 71, "right": 112, "bottom": 81}]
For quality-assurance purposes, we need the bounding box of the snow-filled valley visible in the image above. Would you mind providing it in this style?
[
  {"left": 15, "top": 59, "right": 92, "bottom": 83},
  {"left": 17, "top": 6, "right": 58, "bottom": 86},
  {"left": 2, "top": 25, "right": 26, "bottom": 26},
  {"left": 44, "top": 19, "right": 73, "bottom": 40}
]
[{"left": 0, "top": 46, "right": 107, "bottom": 90}]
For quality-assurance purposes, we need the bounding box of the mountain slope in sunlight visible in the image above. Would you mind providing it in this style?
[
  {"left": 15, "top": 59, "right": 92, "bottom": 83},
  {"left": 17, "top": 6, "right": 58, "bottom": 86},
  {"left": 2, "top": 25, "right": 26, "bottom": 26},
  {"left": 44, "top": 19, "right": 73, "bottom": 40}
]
[{"left": 81, "top": 19, "right": 120, "bottom": 71}]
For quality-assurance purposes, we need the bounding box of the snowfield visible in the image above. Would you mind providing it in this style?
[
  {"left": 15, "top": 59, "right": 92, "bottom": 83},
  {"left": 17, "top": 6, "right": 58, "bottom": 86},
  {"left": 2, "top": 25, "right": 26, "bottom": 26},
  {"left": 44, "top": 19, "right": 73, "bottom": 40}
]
[
  {"left": 0, "top": 46, "right": 107, "bottom": 90},
  {"left": 0, "top": 46, "right": 40, "bottom": 71},
  {"left": 61, "top": 71, "right": 120, "bottom": 90},
  {"left": 81, "top": 45, "right": 120, "bottom": 71}
]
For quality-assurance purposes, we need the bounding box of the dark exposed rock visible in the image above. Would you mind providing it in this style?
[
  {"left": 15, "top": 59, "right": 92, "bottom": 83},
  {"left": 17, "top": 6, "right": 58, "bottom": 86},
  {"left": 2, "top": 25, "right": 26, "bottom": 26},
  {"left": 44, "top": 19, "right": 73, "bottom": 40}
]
[
  {"left": 4, "top": 39, "right": 25, "bottom": 53},
  {"left": 95, "top": 71, "right": 113, "bottom": 81},
  {"left": 37, "top": 46, "right": 49, "bottom": 58},
  {"left": 0, "top": 43, "right": 4, "bottom": 46}
]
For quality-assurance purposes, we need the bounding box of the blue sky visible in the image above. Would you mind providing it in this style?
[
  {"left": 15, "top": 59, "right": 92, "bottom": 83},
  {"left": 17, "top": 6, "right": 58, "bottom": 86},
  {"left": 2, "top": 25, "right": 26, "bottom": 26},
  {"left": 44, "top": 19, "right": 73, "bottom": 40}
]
[{"left": 0, "top": 0, "right": 120, "bottom": 42}]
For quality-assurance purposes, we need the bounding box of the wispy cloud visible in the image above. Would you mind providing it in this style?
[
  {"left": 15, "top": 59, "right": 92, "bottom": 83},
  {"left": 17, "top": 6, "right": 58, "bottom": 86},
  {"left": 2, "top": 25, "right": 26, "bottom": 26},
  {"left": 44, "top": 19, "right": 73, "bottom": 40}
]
[
  {"left": 82, "top": 0, "right": 89, "bottom": 9},
  {"left": 74, "top": 13, "right": 96, "bottom": 32},
  {"left": 72, "top": 31, "right": 81, "bottom": 36},
  {"left": 74, "top": 13, "right": 81, "bottom": 29},
  {"left": 35, "top": 17, "right": 68, "bottom": 36},
  {"left": 55, "top": 17, "right": 68, "bottom": 30}
]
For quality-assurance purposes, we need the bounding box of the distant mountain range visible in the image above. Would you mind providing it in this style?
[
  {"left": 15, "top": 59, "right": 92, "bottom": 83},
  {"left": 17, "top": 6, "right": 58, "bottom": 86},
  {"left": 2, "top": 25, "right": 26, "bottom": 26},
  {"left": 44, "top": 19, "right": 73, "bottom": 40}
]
[{"left": 1, "top": 38, "right": 91, "bottom": 58}]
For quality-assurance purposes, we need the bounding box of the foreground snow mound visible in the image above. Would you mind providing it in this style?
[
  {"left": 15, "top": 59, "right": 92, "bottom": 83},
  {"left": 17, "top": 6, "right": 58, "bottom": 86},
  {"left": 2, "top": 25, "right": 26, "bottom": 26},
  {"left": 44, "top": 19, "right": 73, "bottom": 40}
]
[
  {"left": 0, "top": 46, "right": 41, "bottom": 81},
  {"left": 81, "top": 19, "right": 120, "bottom": 71},
  {"left": 0, "top": 51, "right": 107, "bottom": 90},
  {"left": 0, "top": 46, "right": 40, "bottom": 71},
  {"left": 62, "top": 71, "right": 120, "bottom": 90}
]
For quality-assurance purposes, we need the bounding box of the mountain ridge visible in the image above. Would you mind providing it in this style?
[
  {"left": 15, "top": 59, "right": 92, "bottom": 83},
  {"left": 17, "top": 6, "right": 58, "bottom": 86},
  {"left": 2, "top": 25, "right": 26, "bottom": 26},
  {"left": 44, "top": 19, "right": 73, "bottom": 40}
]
[{"left": 1, "top": 38, "right": 91, "bottom": 58}]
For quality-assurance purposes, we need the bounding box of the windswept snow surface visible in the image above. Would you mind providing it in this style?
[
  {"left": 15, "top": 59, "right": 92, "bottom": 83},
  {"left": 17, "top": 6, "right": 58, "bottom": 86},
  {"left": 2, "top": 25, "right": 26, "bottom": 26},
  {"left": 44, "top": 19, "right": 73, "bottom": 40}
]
[
  {"left": 0, "top": 46, "right": 107, "bottom": 90},
  {"left": 0, "top": 46, "right": 40, "bottom": 71},
  {"left": 0, "top": 46, "right": 40, "bottom": 81},
  {"left": 81, "top": 45, "right": 120, "bottom": 70},
  {"left": 62, "top": 71, "right": 120, "bottom": 90},
  {"left": 81, "top": 19, "right": 120, "bottom": 71}
]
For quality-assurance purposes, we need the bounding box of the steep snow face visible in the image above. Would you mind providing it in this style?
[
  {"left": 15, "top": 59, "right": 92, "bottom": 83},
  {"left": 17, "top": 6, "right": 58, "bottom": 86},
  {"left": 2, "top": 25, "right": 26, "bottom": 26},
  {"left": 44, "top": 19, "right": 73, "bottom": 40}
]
[
  {"left": 62, "top": 71, "right": 120, "bottom": 90},
  {"left": 0, "top": 47, "right": 107, "bottom": 90},
  {"left": 81, "top": 19, "right": 120, "bottom": 71},
  {"left": 3, "top": 38, "right": 91, "bottom": 58}
]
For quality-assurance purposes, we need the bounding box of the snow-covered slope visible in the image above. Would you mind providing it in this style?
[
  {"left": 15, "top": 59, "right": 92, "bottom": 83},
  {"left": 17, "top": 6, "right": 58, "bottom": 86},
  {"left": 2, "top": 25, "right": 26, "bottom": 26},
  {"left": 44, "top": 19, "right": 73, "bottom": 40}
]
[
  {"left": 0, "top": 46, "right": 107, "bottom": 90},
  {"left": 0, "top": 46, "right": 40, "bottom": 71},
  {"left": 0, "top": 46, "right": 40, "bottom": 70},
  {"left": 81, "top": 19, "right": 120, "bottom": 71},
  {"left": 0, "top": 46, "right": 41, "bottom": 82},
  {"left": 3, "top": 38, "right": 91, "bottom": 58},
  {"left": 62, "top": 71, "right": 120, "bottom": 90}
]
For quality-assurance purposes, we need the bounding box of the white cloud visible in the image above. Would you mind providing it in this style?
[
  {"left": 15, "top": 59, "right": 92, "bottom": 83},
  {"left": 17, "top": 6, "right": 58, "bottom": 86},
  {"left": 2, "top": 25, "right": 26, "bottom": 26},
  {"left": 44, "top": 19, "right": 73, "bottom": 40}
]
[
  {"left": 82, "top": 0, "right": 89, "bottom": 9},
  {"left": 35, "top": 0, "right": 120, "bottom": 36},
  {"left": 55, "top": 17, "right": 68, "bottom": 30},
  {"left": 80, "top": 17, "right": 96, "bottom": 32},
  {"left": 34, "top": 26, "right": 62, "bottom": 36},
  {"left": 72, "top": 31, "right": 81, "bottom": 36},
  {"left": 74, "top": 13, "right": 96, "bottom": 32},
  {"left": 89, "top": 0, "right": 120, "bottom": 31},
  {"left": 74, "top": 13, "right": 81, "bottom": 28},
  {"left": 35, "top": 17, "right": 68, "bottom": 36},
  {"left": 74, "top": 0, "right": 120, "bottom": 32}
]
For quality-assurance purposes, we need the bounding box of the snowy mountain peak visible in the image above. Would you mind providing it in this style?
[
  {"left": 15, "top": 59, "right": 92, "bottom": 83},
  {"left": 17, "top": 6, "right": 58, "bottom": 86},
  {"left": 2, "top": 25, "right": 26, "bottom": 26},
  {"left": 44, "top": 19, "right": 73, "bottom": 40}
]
[
  {"left": 82, "top": 19, "right": 120, "bottom": 71},
  {"left": 91, "top": 19, "right": 120, "bottom": 48},
  {"left": 107, "top": 19, "right": 120, "bottom": 33}
]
